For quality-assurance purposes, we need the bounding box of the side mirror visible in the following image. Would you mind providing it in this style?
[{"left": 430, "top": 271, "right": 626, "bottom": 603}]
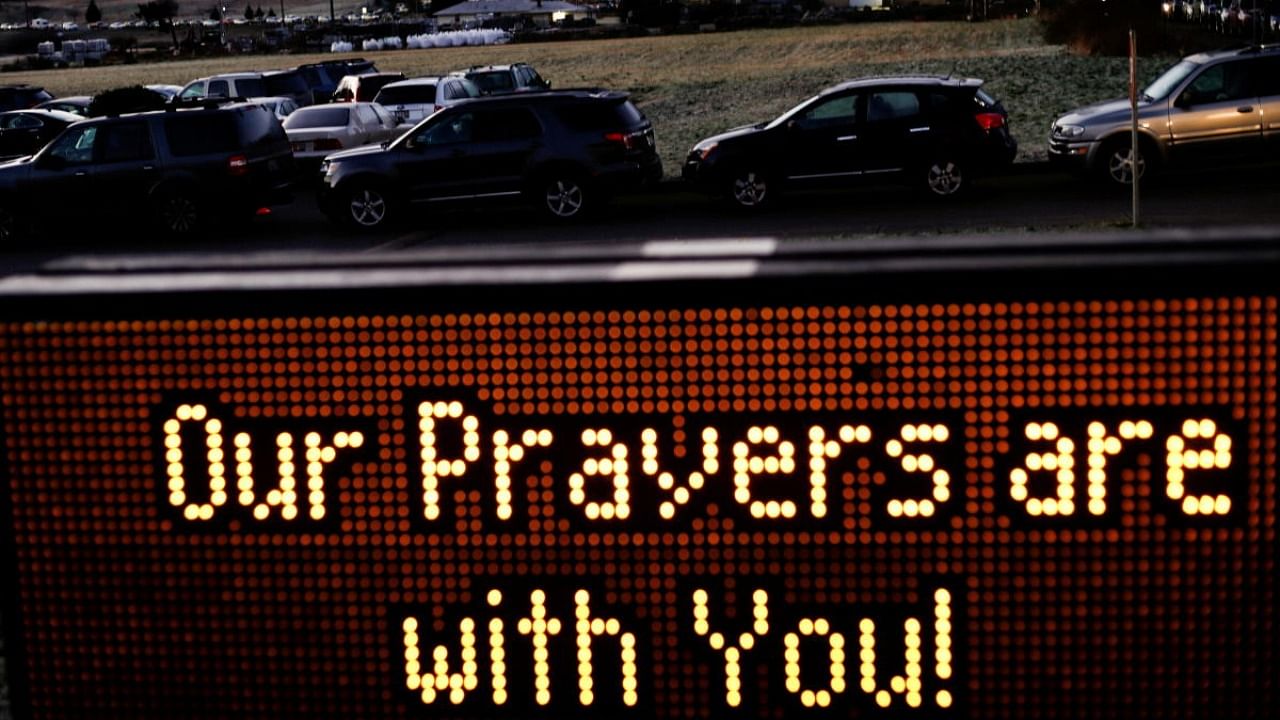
[
  {"left": 1174, "top": 92, "right": 1193, "bottom": 109},
  {"left": 544, "top": 80, "right": 552, "bottom": 89}
]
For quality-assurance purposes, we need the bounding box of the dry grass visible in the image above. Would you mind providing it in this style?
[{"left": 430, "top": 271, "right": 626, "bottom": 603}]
[{"left": 1, "top": 19, "right": 1170, "bottom": 173}]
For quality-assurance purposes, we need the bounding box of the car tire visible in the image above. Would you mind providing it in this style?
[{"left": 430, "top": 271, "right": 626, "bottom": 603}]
[
  {"left": 153, "top": 188, "right": 201, "bottom": 236},
  {"left": 922, "top": 156, "right": 967, "bottom": 198},
  {"left": 725, "top": 167, "right": 773, "bottom": 210},
  {"left": 339, "top": 182, "right": 394, "bottom": 231},
  {"left": 1099, "top": 138, "right": 1151, "bottom": 187},
  {"left": 537, "top": 174, "right": 591, "bottom": 220}
]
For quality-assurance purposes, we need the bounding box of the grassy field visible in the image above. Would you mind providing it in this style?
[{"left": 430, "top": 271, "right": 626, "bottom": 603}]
[{"left": 0, "top": 19, "right": 1169, "bottom": 173}]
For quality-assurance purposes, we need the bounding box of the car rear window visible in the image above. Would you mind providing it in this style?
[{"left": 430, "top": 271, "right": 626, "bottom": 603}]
[
  {"left": 468, "top": 71, "right": 515, "bottom": 93},
  {"left": 266, "top": 72, "right": 308, "bottom": 97},
  {"left": 165, "top": 113, "right": 239, "bottom": 156},
  {"left": 284, "top": 107, "right": 350, "bottom": 128},
  {"left": 374, "top": 85, "right": 437, "bottom": 105},
  {"left": 553, "top": 99, "right": 644, "bottom": 131},
  {"left": 236, "top": 105, "right": 288, "bottom": 149}
]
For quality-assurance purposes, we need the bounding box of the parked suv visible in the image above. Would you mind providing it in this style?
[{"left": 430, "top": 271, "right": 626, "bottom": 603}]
[
  {"left": 372, "top": 76, "right": 481, "bottom": 125},
  {"left": 0, "top": 85, "right": 55, "bottom": 112},
  {"left": 1049, "top": 45, "right": 1280, "bottom": 186},
  {"left": 0, "top": 102, "right": 294, "bottom": 241},
  {"left": 683, "top": 76, "right": 1017, "bottom": 208},
  {"left": 459, "top": 63, "right": 551, "bottom": 95},
  {"left": 317, "top": 89, "right": 661, "bottom": 228},
  {"left": 178, "top": 70, "right": 313, "bottom": 107}
]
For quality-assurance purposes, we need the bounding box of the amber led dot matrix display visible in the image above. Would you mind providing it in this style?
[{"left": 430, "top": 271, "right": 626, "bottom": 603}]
[{"left": 0, "top": 239, "right": 1275, "bottom": 720}]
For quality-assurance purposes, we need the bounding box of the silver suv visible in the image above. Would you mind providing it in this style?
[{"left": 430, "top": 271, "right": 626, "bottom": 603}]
[{"left": 1049, "top": 44, "right": 1280, "bottom": 185}]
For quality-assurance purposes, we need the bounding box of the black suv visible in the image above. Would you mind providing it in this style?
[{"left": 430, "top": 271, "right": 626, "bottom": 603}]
[
  {"left": 0, "top": 85, "right": 55, "bottom": 113},
  {"left": 683, "top": 76, "right": 1017, "bottom": 208},
  {"left": 459, "top": 63, "right": 551, "bottom": 95},
  {"left": 0, "top": 102, "right": 294, "bottom": 242},
  {"left": 317, "top": 89, "right": 660, "bottom": 228}
]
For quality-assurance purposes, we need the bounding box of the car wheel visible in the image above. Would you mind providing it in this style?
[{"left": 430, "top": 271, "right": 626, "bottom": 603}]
[
  {"left": 1101, "top": 139, "right": 1148, "bottom": 187},
  {"left": 726, "top": 168, "right": 772, "bottom": 209},
  {"left": 540, "top": 175, "right": 590, "bottom": 220},
  {"left": 154, "top": 189, "right": 201, "bottom": 236},
  {"left": 923, "top": 157, "right": 966, "bottom": 198},
  {"left": 341, "top": 183, "right": 392, "bottom": 230}
]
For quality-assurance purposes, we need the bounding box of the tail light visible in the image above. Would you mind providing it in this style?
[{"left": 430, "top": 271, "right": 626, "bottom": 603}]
[
  {"left": 227, "top": 154, "right": 249, "bottom": 176},
  {"left": 975, "top": 112, "right": 1006, "bottom": 131},
  {"left": 604, "top": 131, "right": 643, "bottom": 150},
  {"left": 314, "top": 138, "right": 344, "bottom": 151}
]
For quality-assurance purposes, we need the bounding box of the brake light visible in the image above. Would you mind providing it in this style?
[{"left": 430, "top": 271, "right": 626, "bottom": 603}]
[
  {"left": 227, "top": 154, "right": 249, "bottom": 176},
  {"left": 604, "top": 131, "right": 638, "bottom": 150},
  {"left": 314, "top": 138, "right": 344, "bottom": 151},
  {"left": 975, "top": 112, "right": 1006, "bottom": 131}
]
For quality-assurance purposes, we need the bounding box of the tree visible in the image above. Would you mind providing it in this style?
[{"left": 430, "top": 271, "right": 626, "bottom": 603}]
[
  {"left": 244, "top": 1, "right": 253, "bottom": 18},
  {"left": 85, "top": 0, "right": 102, "bottom": 23},
  {"left": 208, "top": 4, "right": 221, "bottom": 19},
  {"left": 266, "top": 6, "right": 275, "bottom": 15},
  {"left": 137, "top": 0, "right": 180, "bottom": 45},
  {"left": 255, "top": 5, "right": 264, "bottom": 17}
]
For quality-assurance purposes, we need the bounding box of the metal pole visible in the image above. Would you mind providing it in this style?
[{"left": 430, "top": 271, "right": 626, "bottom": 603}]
[{"left": 1130, "top": 28, "right": 1140, "bottom": 228}]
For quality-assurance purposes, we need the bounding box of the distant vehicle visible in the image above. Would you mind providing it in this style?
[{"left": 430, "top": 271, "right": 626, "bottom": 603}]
[
  {"left": 0, "top": 102, "right": 294, "bottom": 241},
  {"left": 178, "top": 70, "right": 313, "bottom": 107},
  {"left": 0, "top": 85, "right": 55, "bottom": 113},
  {"left": 317, "top": 89, "right": 661, "bottom": 228},
  {"left": 372, "top": 76, "right": 480, "bottom": 126},
  {"left": 247, "top": 95, "right": 300, "bottom": 121},
  {"left": 86, "top": 86, "right": 169, "bottom": 117},
  {"left": 459, "top": 63, "right": 551, "bottom": 95},
  {"left": 35, "top": 96, "right": 92, "bottom": 116},
  {"left": 0, "top": 109, "right": 81, "bottom": 160},
  {"left": 283, "top": 101, "right": 400, "bottom": 174},
  {"left": 1049, "top": 45, "right": 1280, "bottom": 186},
  {"left": 331, "top": 72, "right": 404, "bottom": 103},
  {"left": 145, "top": 84, "right": 185, "bottom": 100},
  {"left": 683, "top": 76, "right": 1017, "bottom": 208},
  {"left": 297, "top": 59, "right": 376, "bottom": 104}
]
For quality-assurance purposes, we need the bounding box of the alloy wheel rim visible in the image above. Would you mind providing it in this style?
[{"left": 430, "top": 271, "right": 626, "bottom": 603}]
[
  {"left": 164, "top": 196, "right": 198, "bottom": 233},
  {"left": 1108, "top": 148, "right": 1144, "bottom": 185},
  {"left": 733, "top": 172, "right": 766, "bottom": 206},
  {"left": 928, "top": 161, "right": 962, "bottom": 196},
  {"left": 350, "top": 189, "right": 387, "bottom": 227},
  {"left": 546, "top": 180, "right": 583, "bottom": 217}
]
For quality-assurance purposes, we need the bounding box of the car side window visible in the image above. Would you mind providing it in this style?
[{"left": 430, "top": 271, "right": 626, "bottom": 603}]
[
  {"left": 414, "top": 111, "right": 473, "bottom": 146},
  {"left": 180, "top": 83, "right": 205, "bottom": 99},
  {"left": 9, "top": 114, "right": 42, "bottom": 129},
  {"left": 799, "top": 94, "right": 859, "bottom": 128},
  {"left": 472, "top": 108, "right": 541, "bottom": 142},
  {"left": 867, "top": 91, "right": 921, "bottom": 123},
  {"left": 97, "top": 122, "right": 154, "bottom": 163},
  {"left": 208, "top": 80, "right": 230, "bottom": 97},
  {"left": 1181, "top": 62, "right": 1253, "bottom": 105},
  {"left": 45, "top": 125, "right": 97, "bottom": 164}
]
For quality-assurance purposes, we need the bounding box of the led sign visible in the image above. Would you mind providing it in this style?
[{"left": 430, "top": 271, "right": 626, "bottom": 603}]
[{"left": 0, "top": 238, "right": 1275, "bottom": 719}]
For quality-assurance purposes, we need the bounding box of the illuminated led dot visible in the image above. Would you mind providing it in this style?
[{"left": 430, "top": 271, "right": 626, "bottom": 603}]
[
  {"left": 1182, "top": 496, "right": 1199, "bottom": 515},
  {"left": 886, "top": 440, "right": 903, "bottom": 457},
  {"left": 1215, "top": 495, "right": 1231, "bottom": 514}
]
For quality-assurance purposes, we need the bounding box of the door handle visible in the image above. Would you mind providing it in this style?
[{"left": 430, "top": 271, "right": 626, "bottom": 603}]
[
  {"left": 74, "top": 171, "right": 88, "bottom": 177},
  {"left": 836, "top": 135, "right": 858, "bottom": 142},
  {"left": 909, "top": 126, "right": 931, "bottom": 133},
  {"left": 142, "top": 165, "right": 155, "bottom": 171},
  {"left": 1237, "top": 106, "right": 1254, "bottom": 113}
]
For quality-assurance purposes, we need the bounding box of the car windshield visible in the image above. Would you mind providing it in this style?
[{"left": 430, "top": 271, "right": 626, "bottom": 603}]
[
  {"left": 1143, "top": 59, "right": 1200, "bottom": 100},
  {"left": 284, "top": 107, "right": 350, "bottom": 128},
  {"left": 468, "top": 71, "right": 515, "bottom": 93},
  {"left": 767, "top": 93, "right": 822, "bottom": 128}
]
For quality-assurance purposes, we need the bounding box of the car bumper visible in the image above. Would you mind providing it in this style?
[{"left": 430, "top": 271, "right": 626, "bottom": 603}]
[
  {"left": 596, "top": 154, "right": 663, "bottom": 192},
  {"left": 1048, "top": 138, "right": 1096, "bottom": 169}
]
